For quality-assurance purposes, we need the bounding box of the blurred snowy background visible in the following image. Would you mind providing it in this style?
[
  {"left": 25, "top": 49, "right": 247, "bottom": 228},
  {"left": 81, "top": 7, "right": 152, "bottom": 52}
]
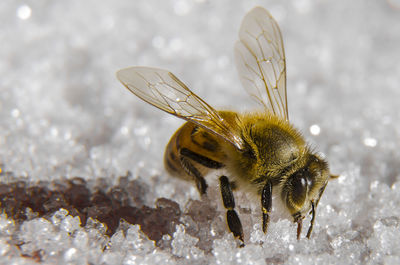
[{"left": 1, "top": 0, "right": 400, "bottom": 264}]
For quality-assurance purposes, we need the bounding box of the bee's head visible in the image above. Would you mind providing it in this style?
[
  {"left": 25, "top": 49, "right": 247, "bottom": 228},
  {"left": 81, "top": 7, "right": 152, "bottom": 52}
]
[{"left": 281, "top": 154, "right": 330, "bottom": 238}]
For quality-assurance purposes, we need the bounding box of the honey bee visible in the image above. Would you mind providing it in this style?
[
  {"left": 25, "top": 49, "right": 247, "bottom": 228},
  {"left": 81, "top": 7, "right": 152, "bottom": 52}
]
[{"left": 117, "top": 6, "right": 336, "bottom": 242}]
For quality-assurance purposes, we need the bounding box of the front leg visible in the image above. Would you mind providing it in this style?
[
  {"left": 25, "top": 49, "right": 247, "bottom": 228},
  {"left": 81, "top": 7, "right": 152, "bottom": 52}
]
[
  {"left": 261, "top": 181, "right": 272, "bottom": 233},
  {"left": 219, "top": 176, "right": 244, "bottom": 243}
]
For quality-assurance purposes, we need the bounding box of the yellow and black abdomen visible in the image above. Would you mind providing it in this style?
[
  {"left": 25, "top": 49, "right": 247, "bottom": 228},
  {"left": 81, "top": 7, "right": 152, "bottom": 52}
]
[{"left": 163, "top": 121, "right": 226, "bottom": 181}]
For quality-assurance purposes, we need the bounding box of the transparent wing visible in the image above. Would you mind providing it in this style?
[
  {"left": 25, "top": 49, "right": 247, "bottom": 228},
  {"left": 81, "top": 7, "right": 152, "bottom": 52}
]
[
  {"left": 234, "top": 6, "right": 288, "bottom": 120},
  {"left": 116, "top": 66, "right": 244, "bottom": 150}
]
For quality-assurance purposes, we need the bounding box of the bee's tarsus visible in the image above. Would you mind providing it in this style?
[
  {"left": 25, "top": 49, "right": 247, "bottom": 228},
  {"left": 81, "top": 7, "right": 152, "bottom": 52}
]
[
  {"left": 227, "top": 209, "right": 244, "bottom": 242},
  {"left": 220, "top": 176, "right": 244, "bottom": 242},
  {"left": 306, "top": 201, "right": 316, "bottom": 239},
  {"left": 262, "top": 213, "right": 270, "bottom": 234},
  {"left": 261, "top": 181, "right": 273, "bottom": 233},
  {"left": 296, "top": 219, "right": 303, "bottom": 240}
]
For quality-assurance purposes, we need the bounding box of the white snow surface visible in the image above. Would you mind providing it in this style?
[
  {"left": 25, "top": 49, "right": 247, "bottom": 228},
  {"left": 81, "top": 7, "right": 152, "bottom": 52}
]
[{"left": 1, "top": 0, "right": 400, "bottom": 264}]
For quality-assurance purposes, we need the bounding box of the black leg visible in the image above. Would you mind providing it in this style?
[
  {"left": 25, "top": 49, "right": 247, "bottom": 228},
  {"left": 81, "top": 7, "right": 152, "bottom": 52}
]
[
  {"left": 180, "top": 148, "right": 224, "bottom": 169},
  {"left": 261, "top": 181, "right": 272, "bottom": 233},
  {"left": 306, "top": 201, "right": 315, "bottom": 238},
  {"left": 219, "top": 176, "right": 244, "bottom": 242},
  {"left": 179, "top": 155, "right": 207, "bottom": 195}
]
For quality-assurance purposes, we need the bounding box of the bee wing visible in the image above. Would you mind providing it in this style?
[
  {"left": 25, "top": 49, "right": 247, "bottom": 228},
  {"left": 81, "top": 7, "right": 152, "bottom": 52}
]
[
  {"left": 234, "top": 7, "right": 289, "bottom": 120},
  {"left": 117, "top": 67, "right": 244, "bottom": 150}
]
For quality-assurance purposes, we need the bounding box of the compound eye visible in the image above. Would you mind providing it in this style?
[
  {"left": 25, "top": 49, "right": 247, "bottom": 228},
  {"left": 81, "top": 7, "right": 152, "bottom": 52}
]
[{"left": 291, "top": 174, "right": 308, "bottom": 206}]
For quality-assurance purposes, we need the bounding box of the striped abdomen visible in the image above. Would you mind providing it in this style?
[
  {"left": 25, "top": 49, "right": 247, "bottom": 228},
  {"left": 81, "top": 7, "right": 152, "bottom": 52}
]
[{"left": 163, "top": 121, "right": 226, "bottom": 180}]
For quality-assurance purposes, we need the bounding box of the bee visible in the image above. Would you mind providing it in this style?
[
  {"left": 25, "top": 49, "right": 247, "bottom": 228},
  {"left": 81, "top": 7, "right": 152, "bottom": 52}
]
[{"left": 117, "top": 6, "right": 336, "bottom": 242}]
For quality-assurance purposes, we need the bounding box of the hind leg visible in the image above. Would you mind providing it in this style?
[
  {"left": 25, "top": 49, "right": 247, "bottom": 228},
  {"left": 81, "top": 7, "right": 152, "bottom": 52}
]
[
  {"left": 179, "top": 155, "right": 208, "bottom": 195},
  {"left": 179, "top": 147, "right": 224, "bottom": 195}
]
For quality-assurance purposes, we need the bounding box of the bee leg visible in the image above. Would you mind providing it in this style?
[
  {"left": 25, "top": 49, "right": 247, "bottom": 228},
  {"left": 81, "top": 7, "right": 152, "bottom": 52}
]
[
  {"left": 179, "top": 155, "right": 208, "bottom": 195},
  {"left": 219, "top": 175, "right": 244, "bottom": 243},
  {"left": 180, "top": 148, "right": 224, "bottom": 169},
  {"left": 306, "top": 201, "right": 315, "bottom": 238},
  {"left": 296, "top": 219, "right": 303, "bottom": 240},
  {"left": 293, "top": 212, "right": 305, "bottom": 239},
  {"left": 179, "top": 148, "right": 224, "bottom": 195},
  {"left": 261, "top": 181, "right": 272, "bottom": 233}
]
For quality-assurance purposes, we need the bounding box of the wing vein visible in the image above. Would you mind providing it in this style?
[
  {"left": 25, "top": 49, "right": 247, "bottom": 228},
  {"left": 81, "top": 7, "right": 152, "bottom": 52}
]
[{"left": 234, "top": 7, "right": 288, "bottom": 120}]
